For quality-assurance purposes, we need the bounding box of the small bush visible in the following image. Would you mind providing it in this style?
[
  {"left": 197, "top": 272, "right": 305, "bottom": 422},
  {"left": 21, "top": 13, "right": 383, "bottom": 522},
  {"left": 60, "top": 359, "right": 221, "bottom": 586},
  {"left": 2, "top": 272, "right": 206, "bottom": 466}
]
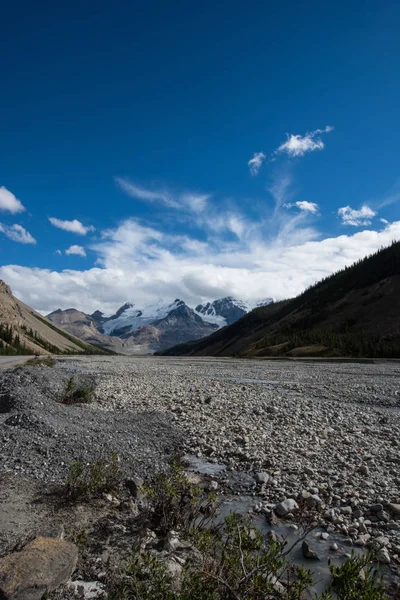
[
  {"left": 324, "top": 549, "right": 388, "bottom": 599},
  {"left": 61, "top": 377, "right": 94, "bottom": 405},
  {"left": 65, "top": 453, "right": 121, "bottom": 500},
  {"left": 144, "top": 462, "right": 217, "bottom": 536},
  {"left": 25, "top": 356, "right": 56, "bottom": 367}
]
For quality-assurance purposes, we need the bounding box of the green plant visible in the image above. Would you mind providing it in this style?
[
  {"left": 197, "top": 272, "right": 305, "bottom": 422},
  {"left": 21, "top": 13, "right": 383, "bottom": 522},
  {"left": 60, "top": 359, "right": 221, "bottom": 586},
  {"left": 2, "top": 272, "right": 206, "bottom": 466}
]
[
  {"left": 74, "top": 527, "right": 88, "bottom": 548},
  {"left": 65, "top": 453, "right": 121, "bottom": 500},
  {"left": 322, "top": 549, "right": 388, "bottom": 599},
  {"left": 25, "top": 356, "right": 56, "bottom": 367},
  {"left": 144, "top": 462, "right": 217, "bottom": 536},
  {"left": 62, "top": 377, "right": 95, "bottom": 405}
]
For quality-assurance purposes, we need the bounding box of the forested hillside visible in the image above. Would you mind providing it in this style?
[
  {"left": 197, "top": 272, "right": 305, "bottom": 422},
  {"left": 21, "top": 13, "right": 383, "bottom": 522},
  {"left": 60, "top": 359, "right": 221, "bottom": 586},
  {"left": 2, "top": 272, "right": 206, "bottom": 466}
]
[{"left": 159, "top": 241, "right": 400, "bottom": 358}]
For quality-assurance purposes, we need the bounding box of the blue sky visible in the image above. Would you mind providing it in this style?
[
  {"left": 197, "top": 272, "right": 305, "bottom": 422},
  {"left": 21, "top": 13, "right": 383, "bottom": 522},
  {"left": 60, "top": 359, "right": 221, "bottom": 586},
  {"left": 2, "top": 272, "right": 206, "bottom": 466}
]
[{"left": 1, "top": 0, "right": 400, "bottom": 313}]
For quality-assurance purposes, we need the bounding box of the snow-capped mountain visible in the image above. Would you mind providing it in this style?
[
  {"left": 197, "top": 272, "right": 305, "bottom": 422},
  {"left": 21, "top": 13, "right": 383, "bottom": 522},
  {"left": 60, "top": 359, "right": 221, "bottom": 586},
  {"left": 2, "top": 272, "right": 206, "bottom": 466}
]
[
  {"left": 101, "top": 299, "right": 186, "bottom": 336},
  {"left": 48, "top": 295, "right": 274, "bottom": 354},
  {"left": 195, "top": 296, "right": 273, "bottom": 327}
]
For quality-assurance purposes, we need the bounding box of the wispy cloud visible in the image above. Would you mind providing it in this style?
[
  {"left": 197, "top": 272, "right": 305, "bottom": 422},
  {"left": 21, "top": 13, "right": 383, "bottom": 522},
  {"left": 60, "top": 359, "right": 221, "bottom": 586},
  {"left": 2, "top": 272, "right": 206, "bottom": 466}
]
[
  {"left": 65, "top": 245, "right": 86, "bottom": 257},
  {"left": 49, "top": 217, "right": 95, "bottom": 235},
  {"left": 274, "top": 126, "right": 333, "bottom": 158},
  {"left": 377, "top": 180, "right": 400, "bottom": 209},
  {"left": 115, "top": 177, "right": 180, "bottom": 209},
  {"left": 0, "top": 223, "right": 36, "bottom": 244},
  {"left": 0, "top": 186, "right": 26, "bottom": 214},
  {"left": 181, "top": 193, "right": 209, "bottom": 213},
  {"left": 115, "top": 177, "right": 211, "bottom": 214},
  {"left": 338, "top": 205, "right": 377, "bottom": 227},
  {"left": 248, "top": 152, "right": 266, "bottom": 176}
]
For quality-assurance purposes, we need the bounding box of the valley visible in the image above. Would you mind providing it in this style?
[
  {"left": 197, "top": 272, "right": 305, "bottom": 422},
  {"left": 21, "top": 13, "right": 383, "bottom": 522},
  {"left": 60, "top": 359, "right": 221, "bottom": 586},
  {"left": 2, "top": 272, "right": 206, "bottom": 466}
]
[{"left": 0, "top": 355, "right": 399, "bottom": 597}]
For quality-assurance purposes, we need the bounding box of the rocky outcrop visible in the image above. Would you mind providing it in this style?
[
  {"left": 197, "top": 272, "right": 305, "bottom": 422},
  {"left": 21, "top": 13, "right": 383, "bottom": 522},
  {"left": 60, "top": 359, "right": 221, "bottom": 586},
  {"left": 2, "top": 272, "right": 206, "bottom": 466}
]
[{"left": 0, "top": 537, "right": 78, "bottom": 600}]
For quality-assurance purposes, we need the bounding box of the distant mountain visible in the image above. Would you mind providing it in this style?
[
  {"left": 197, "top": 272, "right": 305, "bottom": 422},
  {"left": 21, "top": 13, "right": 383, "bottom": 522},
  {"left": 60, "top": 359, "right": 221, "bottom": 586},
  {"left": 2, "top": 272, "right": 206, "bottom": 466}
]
[
  {"left": 195, "top": 297, "right": 273, "bottom": 326},
  {"left": 47, "top": 296, "right": 271, "bottom": 355},
  {"left": 158, "top": 242, "right": 400, "bottom": 359},
  {"left": 48, "top": 299, "right": 219, "bottom": 354},
  {"left": 0, "top": 281, "right": 108, "bottom": 356}
]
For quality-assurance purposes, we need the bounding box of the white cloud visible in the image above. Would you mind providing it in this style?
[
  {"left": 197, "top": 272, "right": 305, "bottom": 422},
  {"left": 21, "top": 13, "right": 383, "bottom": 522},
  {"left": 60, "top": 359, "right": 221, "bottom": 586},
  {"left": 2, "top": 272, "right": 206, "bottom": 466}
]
[
  {"left": 115, "top": 177, "right": 180, "bottom": 209},
  {"left": 0, "top": 223, "right": 36, "bottom": 244},
  {"left": 0, "top": 186, "right": 26, "bottom": 213},
  {"left": 49, "top": 217, "right": 95, "bottom": 235},
  {"left": 181, "top": 193, "right": 209, "bottom": 213},
  {"left": 55, "top": 249, "right": 62, "bottom": 255},
  {"left": 275, "top": 126, "right": 333, "bottom": 158},
  {"left": 295, "top": 201, "right": 319, "bottom": 214},
  {"left": 1, "top": 216, "right": 399, "bottom": 315},
  {"left": 338, "top": 205, "right": 377, "bottom": 227},
  {"left": 248, "top": 152, "right": 266, "bottom": 176},
  {"left": 65, "top": 245, "right": 86, "bottom": 257}
]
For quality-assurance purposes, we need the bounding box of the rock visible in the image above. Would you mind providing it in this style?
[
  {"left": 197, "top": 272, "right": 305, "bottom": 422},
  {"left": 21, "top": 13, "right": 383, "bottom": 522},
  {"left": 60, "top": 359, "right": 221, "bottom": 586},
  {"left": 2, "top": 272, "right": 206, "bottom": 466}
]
[
  {"left": 370, "top": 503, "right": 383, "bottom": 513},
  {"left": 377, "top": 547, "right": 391, "bottom": 564},
  {"left": 0, "top": 537, "right": 78, "bottom": 600},
  {"left": 164, "top": 532, "right": 192, "bottom": 553},
  {"left": 163, "top": 559, "right": 183, "bottom": 592},
  {"left": 67, "top": 580, "right": 106, "bottom": 599},
  {"left": 321, "top": 532, "right": 329, "bottom": 540},
  {"left": 358, "top": 465, "right": 370, "bottom": 476},
  {"left": 376, "top": 510, "right": 390, "bottom": 522},
  {"left": 274, "top": 498, "right": 299, "bottom": 517},
  {"left": 255, "top": 472, "right": 269, "bottom": 484},
  {"left": 302, "top": 541, "right": 320, "bottom": 560},
  {"left": 340, "top": 506, "right": 352, "bottom": 516},
  {"left": 388, "top": 503, "right": 400, "bottom": 517},
  {"left": 306, "top": 494, "right": 323, "bottom": 508},
  {"left": 124, "top": 477, "right": 144, "bottom": 499},
  {"left": 208, "top": 480, "right": 219, "bottom": 492},
  {"left": 330, "top": 543, "right": 339, "bottom": 551}
]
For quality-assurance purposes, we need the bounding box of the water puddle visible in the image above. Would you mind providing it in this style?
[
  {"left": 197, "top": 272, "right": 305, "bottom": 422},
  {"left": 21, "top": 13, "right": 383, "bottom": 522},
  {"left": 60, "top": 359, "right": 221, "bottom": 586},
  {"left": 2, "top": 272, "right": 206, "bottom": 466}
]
[
  {"left": 188, "top": 456, "right": 226, "bottom": 475},
  {"left": 188, "top": 457, "right": 371, "bottom": 597}
]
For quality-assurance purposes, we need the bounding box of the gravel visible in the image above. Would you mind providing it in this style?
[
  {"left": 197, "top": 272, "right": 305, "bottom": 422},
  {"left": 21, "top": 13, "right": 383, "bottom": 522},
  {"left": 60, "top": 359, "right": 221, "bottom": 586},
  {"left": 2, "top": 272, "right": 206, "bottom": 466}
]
[{"left": 1, "top": 355, "right": 400, "bottom": 573}]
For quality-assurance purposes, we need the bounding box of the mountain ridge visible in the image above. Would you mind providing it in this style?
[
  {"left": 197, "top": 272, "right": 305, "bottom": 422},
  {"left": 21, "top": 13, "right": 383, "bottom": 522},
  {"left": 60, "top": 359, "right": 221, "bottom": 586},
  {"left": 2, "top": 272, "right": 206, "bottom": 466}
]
[
  {"left": 0, "top": 281, "right": 110, "bottom": 356},
  {"left": 47, "top": 296, "right": 272, "bottom": 354}
]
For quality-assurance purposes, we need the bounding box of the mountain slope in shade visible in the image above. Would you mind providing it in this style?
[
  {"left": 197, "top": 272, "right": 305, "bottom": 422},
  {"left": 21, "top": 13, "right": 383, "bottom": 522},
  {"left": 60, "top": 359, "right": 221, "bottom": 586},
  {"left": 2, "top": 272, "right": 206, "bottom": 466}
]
[
  {"left": 159, "top": 242, "right": 400, "bottom": 359},
  {"left": 0, "top": 281, "right": 106, "bottom": 355}
]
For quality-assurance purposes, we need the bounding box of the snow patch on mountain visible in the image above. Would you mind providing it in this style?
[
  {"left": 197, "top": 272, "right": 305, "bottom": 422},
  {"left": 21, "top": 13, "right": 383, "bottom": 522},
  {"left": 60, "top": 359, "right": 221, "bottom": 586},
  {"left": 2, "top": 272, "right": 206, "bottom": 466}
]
[{"left": 102, "top": 299, "right": 185, "bottom": 335}]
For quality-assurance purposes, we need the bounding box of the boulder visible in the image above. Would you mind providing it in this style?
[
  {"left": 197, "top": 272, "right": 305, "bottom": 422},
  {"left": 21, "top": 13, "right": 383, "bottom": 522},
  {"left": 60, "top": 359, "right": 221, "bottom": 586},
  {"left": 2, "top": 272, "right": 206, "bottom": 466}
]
[
  {"left": 255, "top": 472, "right": 269, "bottom": 484},
  {"left": 274, "top": 498, "right": 299, "bottom": 517},
  {"left": 0, "top": 537, "right": 78, "bottom": 600}
]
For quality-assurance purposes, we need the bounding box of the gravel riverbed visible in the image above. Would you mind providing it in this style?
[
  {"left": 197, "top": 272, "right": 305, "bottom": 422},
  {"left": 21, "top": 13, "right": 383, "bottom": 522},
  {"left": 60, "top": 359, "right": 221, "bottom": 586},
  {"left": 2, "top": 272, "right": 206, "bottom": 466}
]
[{"left": 1, "top": 355, "right": 400, "bottom": 582}]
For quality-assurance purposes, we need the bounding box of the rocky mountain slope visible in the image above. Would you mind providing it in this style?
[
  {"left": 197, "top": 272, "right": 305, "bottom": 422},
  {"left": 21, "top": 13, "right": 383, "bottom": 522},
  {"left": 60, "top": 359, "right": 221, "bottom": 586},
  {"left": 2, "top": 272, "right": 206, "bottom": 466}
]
[
  {"left": 48, "top": 296, "right": 272, "bottom": 354},
  {"left": 0, "top": 281, "right": 107, "bottom": 355},
  {"left": 159, "top": 241, "right": 400, "bottom": 358}
]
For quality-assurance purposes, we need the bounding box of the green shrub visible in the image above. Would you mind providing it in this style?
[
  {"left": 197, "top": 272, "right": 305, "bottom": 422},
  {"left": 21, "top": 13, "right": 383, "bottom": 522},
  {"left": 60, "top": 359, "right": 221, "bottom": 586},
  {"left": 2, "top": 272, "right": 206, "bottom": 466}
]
[
  {"left": 61, "top": 377, "right": 94, "bottom": 405},
  {"left": 65, "top": 453, "right": 120, "bottom": 500},
  {"left": 322, "top": 549, "right": 388, "bottom": 599},
  {"left": 144, "top": 462, "right": 217, "bottom": 536}
]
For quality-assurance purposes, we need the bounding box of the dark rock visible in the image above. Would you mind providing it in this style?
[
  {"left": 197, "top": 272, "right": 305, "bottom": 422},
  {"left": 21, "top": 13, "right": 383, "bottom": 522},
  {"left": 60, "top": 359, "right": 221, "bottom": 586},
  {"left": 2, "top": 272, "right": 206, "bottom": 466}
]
[{"left": 302, "top": 540, "right": 320, "bottom": 560}]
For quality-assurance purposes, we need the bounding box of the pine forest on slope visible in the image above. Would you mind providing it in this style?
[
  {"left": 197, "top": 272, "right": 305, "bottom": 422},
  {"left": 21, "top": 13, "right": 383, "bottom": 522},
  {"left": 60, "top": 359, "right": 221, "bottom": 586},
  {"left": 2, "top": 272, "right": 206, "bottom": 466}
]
[{"left": 158, "top": 241, "right": 400, "bottom": 359}]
